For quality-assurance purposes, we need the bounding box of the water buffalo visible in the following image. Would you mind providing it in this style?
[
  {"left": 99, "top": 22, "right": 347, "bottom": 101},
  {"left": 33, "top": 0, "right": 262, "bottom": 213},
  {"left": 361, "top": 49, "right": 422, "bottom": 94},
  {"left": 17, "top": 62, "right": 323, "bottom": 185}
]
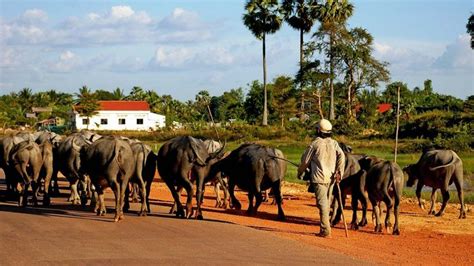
[
  {"left": 37, "top": 140, "right": 54, "bottom": 206},
  {"left": 330, "top": 152, "right": 369, "bottom": 230},
  {"left": 123, "top": 141, "right": 157, "bottom": 215},
  {"left": 80, "top": 136, "right": 135, "bottom": 222},
  {"left": 1, "top": 132, "right": 35, "bottom": 195},
  {"left": 404, "top": 149, "right": 466, "bottom": 219},
  {"left": 157, "top": 136, "right": 225, "bottom": 219},
  {"left": 359, "top": 156, "right": 403, "bottom": 235},
  {"left": 35, "top": 131, "right": 62, "bottom": 197},
  {"left": 203, "top": 139, "right": 230, "bottom": 208},
  {"left": 209, "top": 143, "right": 286, "bottom": 220},
  {"left": 9, "top": 140, "right": 43, "bottom": 206},
  {"left": 56, "top": 133, "right": 92, "bottom": 205}
]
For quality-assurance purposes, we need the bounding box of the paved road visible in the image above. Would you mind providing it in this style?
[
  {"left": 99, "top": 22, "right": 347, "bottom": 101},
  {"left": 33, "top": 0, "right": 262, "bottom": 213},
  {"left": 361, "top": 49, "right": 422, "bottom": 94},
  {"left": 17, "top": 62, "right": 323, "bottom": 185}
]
[{"left": 0, "top": 182, "right": 364, "bottom": 265}]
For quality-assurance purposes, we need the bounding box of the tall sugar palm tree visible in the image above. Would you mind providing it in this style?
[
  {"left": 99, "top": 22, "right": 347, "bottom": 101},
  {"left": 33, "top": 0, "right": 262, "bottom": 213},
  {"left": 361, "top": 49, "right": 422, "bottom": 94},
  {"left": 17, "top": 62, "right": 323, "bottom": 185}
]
[
  {"left": 243, "top": 0, "right": 283, "bottom": 126},
  {"left": 316, "top": 0, "right": 354, "bottom": 120},
  {"left": 281, "top": 0, "right": 319, "bottom": 114}
]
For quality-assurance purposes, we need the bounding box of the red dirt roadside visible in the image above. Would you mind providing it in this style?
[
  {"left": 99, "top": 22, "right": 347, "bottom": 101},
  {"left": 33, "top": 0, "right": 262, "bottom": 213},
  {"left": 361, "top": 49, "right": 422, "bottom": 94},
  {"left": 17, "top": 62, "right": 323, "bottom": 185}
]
[{"left": 150, "top": 181, "right": 474, "bottom": 265}]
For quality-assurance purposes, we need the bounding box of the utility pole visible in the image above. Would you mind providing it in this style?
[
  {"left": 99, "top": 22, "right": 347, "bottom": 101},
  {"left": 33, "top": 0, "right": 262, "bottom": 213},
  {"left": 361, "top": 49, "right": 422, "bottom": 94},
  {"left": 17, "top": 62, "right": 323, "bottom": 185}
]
[{"left": 394, "top": 86, "right": 401, "bottom": 163}]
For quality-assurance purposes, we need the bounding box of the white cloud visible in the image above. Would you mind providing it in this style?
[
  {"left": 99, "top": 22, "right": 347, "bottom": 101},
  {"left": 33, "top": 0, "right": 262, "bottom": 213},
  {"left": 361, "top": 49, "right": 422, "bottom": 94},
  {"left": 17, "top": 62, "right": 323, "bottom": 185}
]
[
  {"left": 157, "top": 8, "right": 212, "bottom": 43},
  {"left": 150, "top": 47, "right": 194, "bottom": 68},
  {"left": 49, "top": 50, "right": 81, "bottom": 72},
  {"left": 148, "top": 45, "right": 236, "bottom": 70},
  {"left": 373, "top": 41, "right": 435, "bottom": 72},
  {"left": 432, "top": 34, "right": 474, "bottom": 70},
  {"left": 21, "top": 9, "right": 48, "bottom": 23},
  {"left": 159, "top": 8, "right": 203, "bottom": 31},
  {"left": 110, "top": 6, "right": 135, "bottom": 19},
  {"left": 1, "top": 6, "right": 217, "bottom": 46}
]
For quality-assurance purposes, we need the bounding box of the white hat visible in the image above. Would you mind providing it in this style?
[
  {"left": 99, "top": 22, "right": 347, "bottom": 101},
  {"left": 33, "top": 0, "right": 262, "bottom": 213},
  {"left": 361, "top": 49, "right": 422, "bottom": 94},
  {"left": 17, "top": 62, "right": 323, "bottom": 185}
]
[{"left": 318, "top": 119, "right": 332, "bottom": 133}]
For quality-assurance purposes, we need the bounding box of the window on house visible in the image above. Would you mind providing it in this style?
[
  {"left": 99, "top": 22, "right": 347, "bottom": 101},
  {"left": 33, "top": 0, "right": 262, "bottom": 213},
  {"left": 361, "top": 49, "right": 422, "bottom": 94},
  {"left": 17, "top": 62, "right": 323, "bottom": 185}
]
[
  {"left": 82, "top": 118, "right": 89, "bottom": 125},
  {"left": 118, "top": 118, "right": 126, "bottom": 125},
  {"left": 137, "top": 118, "right": 144, "bottom": 125},
  {"left": 101, "top": 118, "right": 108, "bottom": 125}
]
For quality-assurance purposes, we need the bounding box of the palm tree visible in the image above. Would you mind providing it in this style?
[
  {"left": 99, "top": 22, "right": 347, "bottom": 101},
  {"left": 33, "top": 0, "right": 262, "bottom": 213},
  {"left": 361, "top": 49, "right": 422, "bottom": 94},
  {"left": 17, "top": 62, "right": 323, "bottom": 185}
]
[
  {"left": 75, "top": 86, "right": 99, "bottom": 129},
  {"left": 243, "top": 0, "right": 283, "bottom": 126},
  {"left": 316, "top": 0, "right": 354, "bottom": 120},
  {"left": 112, "top": 88, "right": 125, "bottom": 100},
  {"left": 281, "top": 0, "right": 319, "bottom": 114},
  {"left": 467, "top": 13, "right": 474, "bottom": 49}
]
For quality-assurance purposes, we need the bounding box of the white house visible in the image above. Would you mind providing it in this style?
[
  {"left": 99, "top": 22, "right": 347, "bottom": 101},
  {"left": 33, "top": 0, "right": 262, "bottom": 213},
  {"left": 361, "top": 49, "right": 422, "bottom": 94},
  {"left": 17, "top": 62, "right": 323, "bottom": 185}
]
[{"left": 73, "top": 101, "right": 166, "bottom": 131}]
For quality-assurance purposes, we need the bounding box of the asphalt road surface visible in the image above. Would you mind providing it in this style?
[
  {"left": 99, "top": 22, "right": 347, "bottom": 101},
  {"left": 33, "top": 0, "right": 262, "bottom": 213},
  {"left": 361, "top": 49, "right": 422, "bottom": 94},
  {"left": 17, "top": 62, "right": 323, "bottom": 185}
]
[{"left": 0, "top": 180, "right": 364, "bottom": 265}]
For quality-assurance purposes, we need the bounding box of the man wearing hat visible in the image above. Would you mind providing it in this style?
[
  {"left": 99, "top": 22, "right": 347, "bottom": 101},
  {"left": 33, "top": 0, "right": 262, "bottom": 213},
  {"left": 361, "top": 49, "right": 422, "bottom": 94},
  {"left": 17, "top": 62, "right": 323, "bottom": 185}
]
[{"left": 297, "top": 119, "right": 345, "bottom": 237}]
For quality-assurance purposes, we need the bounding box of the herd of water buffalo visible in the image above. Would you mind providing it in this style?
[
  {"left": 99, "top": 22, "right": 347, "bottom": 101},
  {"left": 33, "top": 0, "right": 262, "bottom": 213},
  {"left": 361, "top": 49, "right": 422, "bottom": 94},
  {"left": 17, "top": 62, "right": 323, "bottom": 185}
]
[{"left": 0, "top": 130, "right": 467, "bottom": 235}]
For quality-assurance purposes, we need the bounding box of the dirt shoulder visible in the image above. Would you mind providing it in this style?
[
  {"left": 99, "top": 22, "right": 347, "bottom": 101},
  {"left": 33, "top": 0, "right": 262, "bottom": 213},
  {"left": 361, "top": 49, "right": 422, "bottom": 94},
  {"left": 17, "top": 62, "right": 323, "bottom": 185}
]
[{"left": 149, "top": 181, "right": 474, "bottom": 265}]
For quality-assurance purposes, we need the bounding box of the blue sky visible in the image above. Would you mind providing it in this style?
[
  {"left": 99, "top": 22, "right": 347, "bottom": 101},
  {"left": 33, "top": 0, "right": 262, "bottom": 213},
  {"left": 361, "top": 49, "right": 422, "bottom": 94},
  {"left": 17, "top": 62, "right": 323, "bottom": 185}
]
[{"left": 0, "top": 0, "right": 473, "bottom": 100}]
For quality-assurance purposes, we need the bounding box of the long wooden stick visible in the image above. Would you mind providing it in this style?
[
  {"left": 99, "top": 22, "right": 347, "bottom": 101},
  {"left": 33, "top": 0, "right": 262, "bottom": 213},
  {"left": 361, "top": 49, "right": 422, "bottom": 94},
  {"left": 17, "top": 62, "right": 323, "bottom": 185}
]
[
  {"left": 336, "top": 182, "right": 349, "bottom": 238},
  {"left": 394, "top": 86, "right": 400, "bottom": 163}
]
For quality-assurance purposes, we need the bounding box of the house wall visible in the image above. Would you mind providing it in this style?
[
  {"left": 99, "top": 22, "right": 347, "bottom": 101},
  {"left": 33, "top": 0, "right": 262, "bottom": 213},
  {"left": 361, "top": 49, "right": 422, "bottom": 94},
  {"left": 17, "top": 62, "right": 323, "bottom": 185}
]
[{"left": 74, "top": 110, "right": 165, "bottom": 131}]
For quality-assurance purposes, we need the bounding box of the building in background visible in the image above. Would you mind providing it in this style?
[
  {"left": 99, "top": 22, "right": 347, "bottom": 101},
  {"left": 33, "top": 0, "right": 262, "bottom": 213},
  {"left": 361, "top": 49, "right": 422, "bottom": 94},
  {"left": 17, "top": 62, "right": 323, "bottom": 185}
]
[{"left": 73, "top": 101, "right": 165, "bottom": 131}]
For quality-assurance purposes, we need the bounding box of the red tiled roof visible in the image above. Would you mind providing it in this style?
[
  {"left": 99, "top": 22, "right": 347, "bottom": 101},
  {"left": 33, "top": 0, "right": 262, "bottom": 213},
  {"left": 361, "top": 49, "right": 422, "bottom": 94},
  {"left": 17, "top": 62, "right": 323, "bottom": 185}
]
[
  {"left": 377, "top": 103, "right": 392, "bottom": 113},
  {"left": 98, "top": 101, "right": 150, "bottom": 111}
]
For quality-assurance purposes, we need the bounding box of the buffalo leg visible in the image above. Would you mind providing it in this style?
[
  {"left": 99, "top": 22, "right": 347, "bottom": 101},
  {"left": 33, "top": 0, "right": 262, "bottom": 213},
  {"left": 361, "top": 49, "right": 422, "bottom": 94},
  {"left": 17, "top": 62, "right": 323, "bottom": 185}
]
[
  {"left": 350, "top": 192, "right": 359, "bottom": 230},
  {"left": 428, "top": 188, "right": 437, "bottom": 215},
  {"left": 169, "top": 185, "right": 182, "bottom": 214},
  {"left": 383, "top": 189, "right": 393, "bottom": 232},
  {"left": 370, "top": 196, "right": 382, "bottom": 233},
  {"left": 69, "top": 180, "right": 80, "bottom": 205},
  {"left": 213, "top": 181, "right": 222, "bottom": 208},
  {"left": 228, "top": 178, "right": 241, "bottom": 210},
  {"left": 358, "top": 171, "right": 368, "bottom": 227},
  {"left": 123, "top": 184, "right": 131, "bottom": 212},
  {"left": 273, "top": 180, "right": 285, "bottom": 221},
  {"left": 393, "top": 188, "right": 401, "bottom": 235},
  {"left": 254, "top": 191, "right": 263, "bottom": 214},
  {"left": 95, "top": 185, "right": 106, "bottom": 216},
  {"left": 181, "top": 178, "right": 195, "bottom": 219},
  {"left": 247, "top": 193, "right": 255, "bottom": 215},
  {"left": 145, "top": 180, "right": 152, "bottom": 213},
  {"left": 110, "top": 179, "right": 121, "bottom": 222},
  {"left": 31, "top": 181, "right": 39, "bottom": 207},
  {"left": 43, "top": 171, "right": 52, "bottom": 206},
  {"left": 18, "top": 182, "right": 28, "bottom": 207},
  {"left": 415, "top": 182, "right": 425, "bottom": 210},
  {"left": 453, "top": 177, "right": 466, "bottom": 219},
  {"left": 135, "top": 178, "right": 148, "bottom": 216},
  {"left": 195, "top": 170, "right": 207, "bottom": 220},
  {"left": 119, "top": 178, "right": 128, "bottom": 221},
  {"left": 165, "top": 180, "right": 184, "bottom": 218},
  {"left": 218, "top": 175, "right": 229, "bottom": 209},
  {"left": 435, "top": 189, "right": 450, "bottom": 217},
  {"left": 51, "top": 168, "right": 60, "bottom": 196}
]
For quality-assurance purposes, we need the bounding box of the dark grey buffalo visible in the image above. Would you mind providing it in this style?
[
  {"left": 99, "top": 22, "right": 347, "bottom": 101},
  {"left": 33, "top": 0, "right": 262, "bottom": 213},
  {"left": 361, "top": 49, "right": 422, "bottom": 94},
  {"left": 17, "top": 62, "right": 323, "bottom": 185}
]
[
  {"left": 157, "top": 136, "right": 225, "bottom": 219},
  {"left": 330, "top": 152, "right": 369, "bottom": 230},
  {"left": 359, "top": 156, "right": 403, "bottom": 235},
  {"left": 9, "top": 140, "right": 43, "bottom": 206},
  {"left": 80, "top": 136, "right": 135, "bottom": 222},
  {"left": 123, "top": 141, "right": 157, "bottom": 215},
  {"left": 404, "top": 149, "right": 466, "bottom": 219},
  {"left": 209, "top": 143, "right": 286, "bottom": 220},
  {"left": 56, "top": 133, "right": 92, "bottom": 205}
]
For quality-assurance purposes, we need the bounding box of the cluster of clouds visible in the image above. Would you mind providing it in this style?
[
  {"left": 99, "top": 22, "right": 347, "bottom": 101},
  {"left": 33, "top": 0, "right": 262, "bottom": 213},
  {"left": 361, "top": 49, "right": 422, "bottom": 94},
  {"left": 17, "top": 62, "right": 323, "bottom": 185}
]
[
  {"left": 0, "top": 5, "right": 472, "bottom": 98},
  {"left": 372, "top": 34, "right": 473, "bottom": 73},
  {"left": 0, "top": 6, "right": 275, "bottom": 74}
]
